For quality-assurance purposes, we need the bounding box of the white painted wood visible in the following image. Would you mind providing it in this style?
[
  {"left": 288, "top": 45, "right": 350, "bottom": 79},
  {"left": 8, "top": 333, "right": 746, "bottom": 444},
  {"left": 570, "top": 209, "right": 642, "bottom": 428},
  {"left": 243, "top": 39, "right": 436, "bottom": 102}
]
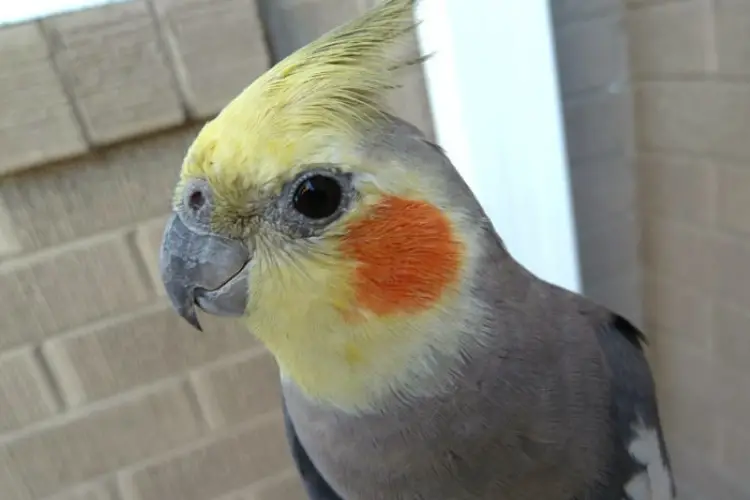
[
  {"left": 0, "top": 0, "right": 127, "bottom": 26},
  {"left": 415, "top": 0, "right": 582, "bottom": 293}
]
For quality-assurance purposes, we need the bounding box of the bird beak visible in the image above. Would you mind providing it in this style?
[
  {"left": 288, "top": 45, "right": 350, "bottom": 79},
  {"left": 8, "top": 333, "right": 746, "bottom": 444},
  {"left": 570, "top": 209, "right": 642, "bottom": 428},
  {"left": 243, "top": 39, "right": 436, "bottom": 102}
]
[{"left": 159, "top": 213, "right": 251, "bottom": 331}]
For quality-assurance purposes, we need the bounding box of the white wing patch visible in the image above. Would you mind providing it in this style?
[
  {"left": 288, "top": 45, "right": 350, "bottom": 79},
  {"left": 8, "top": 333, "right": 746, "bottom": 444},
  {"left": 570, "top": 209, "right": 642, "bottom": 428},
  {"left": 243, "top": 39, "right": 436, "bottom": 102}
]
[
  {"left": 624, "top": 419, "right": 674, "bottom": 500},
  {"left": 624, "top": 471, "right": 649, "bottom": 500}
]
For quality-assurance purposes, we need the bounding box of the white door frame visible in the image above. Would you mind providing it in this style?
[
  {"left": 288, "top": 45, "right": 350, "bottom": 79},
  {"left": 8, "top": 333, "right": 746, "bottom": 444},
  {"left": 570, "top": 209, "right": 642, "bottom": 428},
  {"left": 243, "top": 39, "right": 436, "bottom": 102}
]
[
  {"left": 0, "top": 0, "right": 129, "bottom": 26},
  {"left": 415, "top": 0, "right": 582, "bottom": 293}
]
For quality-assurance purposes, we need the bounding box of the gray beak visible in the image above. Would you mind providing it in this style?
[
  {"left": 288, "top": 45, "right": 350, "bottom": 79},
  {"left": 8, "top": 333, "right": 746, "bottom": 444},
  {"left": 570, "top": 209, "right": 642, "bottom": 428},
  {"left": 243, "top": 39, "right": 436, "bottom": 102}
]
[{"left": 159, "top": 213, "right": 251, "bottom": 331}]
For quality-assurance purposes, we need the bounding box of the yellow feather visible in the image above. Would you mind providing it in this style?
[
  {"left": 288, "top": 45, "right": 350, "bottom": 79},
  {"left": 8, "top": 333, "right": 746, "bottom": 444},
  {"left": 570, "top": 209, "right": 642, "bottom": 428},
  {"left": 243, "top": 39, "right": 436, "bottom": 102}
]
[
  {"left": 242, "top": 201, "right": 487, "bottom": 409},
  {"left": 173, "top": 0, "right": 490, "bottom": 409},
  {"left": 180, "top": 0, "right": 422, "bottom": 186}
]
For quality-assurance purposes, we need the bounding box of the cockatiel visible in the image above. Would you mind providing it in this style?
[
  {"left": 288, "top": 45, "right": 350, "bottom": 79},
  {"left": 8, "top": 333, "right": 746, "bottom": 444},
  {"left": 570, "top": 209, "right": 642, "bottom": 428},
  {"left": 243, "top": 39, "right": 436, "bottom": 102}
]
[{"left": 159, "top": 0, "right": 676, "bottom": 499}]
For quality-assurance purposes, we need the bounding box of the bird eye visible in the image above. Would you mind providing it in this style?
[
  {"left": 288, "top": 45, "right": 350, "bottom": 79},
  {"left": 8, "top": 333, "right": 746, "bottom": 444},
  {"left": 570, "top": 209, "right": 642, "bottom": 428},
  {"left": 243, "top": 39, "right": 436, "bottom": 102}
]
[{"left": 292, "top": 174, "right": 343, "bottom": 220}]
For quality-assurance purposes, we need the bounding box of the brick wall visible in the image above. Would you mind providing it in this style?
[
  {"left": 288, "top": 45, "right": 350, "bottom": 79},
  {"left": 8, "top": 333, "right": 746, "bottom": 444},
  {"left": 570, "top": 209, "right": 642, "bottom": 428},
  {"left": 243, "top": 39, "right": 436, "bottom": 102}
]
[
  {"left": 551, "top": 0, "right": 642, "bottom": 329},
  {"left": 626, "top": 1, "right": 750, "bottom": 498},
  {"left": 0, "top": 1, "right": 433, "bottom": 499},
  {"left": 554, "top": 1, "right": 750, "bottom": 498}
]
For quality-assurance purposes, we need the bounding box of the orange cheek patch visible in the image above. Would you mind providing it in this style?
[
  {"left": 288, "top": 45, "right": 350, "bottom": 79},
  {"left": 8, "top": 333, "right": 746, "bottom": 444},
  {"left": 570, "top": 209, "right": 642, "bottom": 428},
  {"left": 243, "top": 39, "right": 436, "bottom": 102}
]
[{"left": 340, "top": 196, "right": 463, "bottom": 316}]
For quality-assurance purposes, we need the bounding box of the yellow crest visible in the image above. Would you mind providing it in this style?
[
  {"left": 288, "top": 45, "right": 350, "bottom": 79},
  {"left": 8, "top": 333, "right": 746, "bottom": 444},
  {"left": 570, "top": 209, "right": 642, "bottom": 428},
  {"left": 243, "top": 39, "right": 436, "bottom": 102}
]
[{"left": 181, "top": 0, "right": 423, "bottom": 184}]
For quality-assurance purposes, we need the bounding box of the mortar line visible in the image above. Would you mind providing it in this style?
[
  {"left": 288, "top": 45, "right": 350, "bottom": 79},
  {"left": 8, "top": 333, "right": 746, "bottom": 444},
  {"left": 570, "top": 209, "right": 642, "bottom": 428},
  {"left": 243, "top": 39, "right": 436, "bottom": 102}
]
[
  {"left": 32, "top": 345, "right": 68, "bottom": 413},
  {"left": 36, "top": 19, "right": 94, "bottom": 147}
]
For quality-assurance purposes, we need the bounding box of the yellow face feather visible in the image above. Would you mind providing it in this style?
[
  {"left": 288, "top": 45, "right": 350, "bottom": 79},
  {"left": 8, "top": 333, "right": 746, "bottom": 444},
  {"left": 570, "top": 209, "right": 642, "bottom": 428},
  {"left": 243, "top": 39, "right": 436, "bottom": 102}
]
[
  {"left": 179, "top": 0, "right": 422, "bottom": 188},
  {"left": 173, "top": 0, "right": 486, "bottom": 409}
]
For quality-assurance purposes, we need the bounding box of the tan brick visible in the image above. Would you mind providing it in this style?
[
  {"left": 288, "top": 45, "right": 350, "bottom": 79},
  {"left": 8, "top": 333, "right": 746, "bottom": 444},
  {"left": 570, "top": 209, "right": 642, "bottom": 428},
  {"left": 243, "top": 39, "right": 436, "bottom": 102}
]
[
  {"left": 585, "top": 273, "right": 643, "bottom": 330},
  {"left": 712, "top": 304, "right": 750, "bottom": 375},
  {"left": 0, "top": 233, "right": 153, "bottom": 350},
  {"left": 637, "top": 154, "right": 715, "bottom": 226},
  {"left": 715, "top": 0, "right": 750, "bottom": 75},
  {"left": 358, "top": 0, "right": 387, "bottom": 9},
  {"left": 0, "top": 449, "right": 30, "bottom": 500},
  {"left": 151, "top": 0, "right": 270, "bottom": 118},
  {"left": 653, "top": 336, "right": 721, "bottom": 456},
  {"left": 627, "top": 0, "right": 710, "bottom": 76},
  {"left": 716, "top": 164, "right": 750, "bottom": 235},
  {"left": 192, "top": 349, "right": 281, "bottom": 429},
  {"left": 641, "top": 218, "right": 713, "bottom": 292},
  {"left": 262, "top": 0, "right": 364, "bottom": 59},
  {"left": 669, "top": 443, "right": 750, "bottom": 500},
  {"left": 0, "top": 197, "right": 21, "bottom": 259},
  {"left": 121, "top": 414, "right": 293, "bottom": 500},
  {"left": 551, "top": 0, "right": 621, "bottom": 25},
  {"left": 577, "top": 212, "right": 639, "bottom": 289},
  {"left": 42, "top": 0, "right": 185, "bottom": 145},
  {"left": 218, "top": 472, "right": 307, "bottom": 500},
  {"left": 653, "top": 322, "right": 711, "bottom": 390},
  {"left": 0, "top": 22, "right": 87, "bottom": 174},
  {"left": 712, "top": 234, "right": 750, "bottom": 309},
  {"left": 624, "top": 0, "right": 689, "bottom": 9},
  {"left": 713, "top": 365, "right": 750, "bottom": 430},
  {"left": 563, "top": 92, "right": 633, "bottom": 161},
  {"left": 659, "top": 386, "right": 722, "bottom": 458},
  {"left": 635, "top": 82, "right": 705, "bottom": 152},
  {"left": 0, "top": 348, "right": 58, "bottom": 434},
  {"left": 0, "top": 381, "right": 203, "bottom": 500},
  {"left": 635, "top": 82, "right": 750, "bottom": 160},
  {"left": 254, "top": 474, "right": 306, "bottom": 500},
  {"left": 554, "top": 16, "right": 628, "bottom": 95},
  {"left": 135, "top": 215, "right": 171, "bottom": 296},
  {"left": 43, "top": 303, "right": 260, "bottom": 406},
  {"left": 644, "top": 279, "right": 711, "bottom": 349},
  {"left": 43, "top": 479, "right": 118, "bottom": 500},
  {"left": 0, "top": 127, "right": 198, "bottom": 252},
  {"left": 570, "top": 156, "right": 635, "bottom": 237},
  {"left": 721, "top": 424, "right": 750, "bottom": 484}
]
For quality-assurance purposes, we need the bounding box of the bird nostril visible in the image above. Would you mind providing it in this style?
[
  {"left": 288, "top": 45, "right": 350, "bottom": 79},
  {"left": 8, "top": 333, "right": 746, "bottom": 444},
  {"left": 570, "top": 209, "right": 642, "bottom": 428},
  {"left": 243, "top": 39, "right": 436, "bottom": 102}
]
[{"left": 188, "top": 189, "right": 205, "bottom": 211}]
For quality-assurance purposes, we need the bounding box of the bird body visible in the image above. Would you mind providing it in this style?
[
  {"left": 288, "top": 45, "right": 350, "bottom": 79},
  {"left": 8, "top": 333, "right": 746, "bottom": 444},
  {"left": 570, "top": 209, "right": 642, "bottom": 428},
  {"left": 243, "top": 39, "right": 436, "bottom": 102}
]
[{"left": 158, "top": 1, "right": 676, "bottom": 498}]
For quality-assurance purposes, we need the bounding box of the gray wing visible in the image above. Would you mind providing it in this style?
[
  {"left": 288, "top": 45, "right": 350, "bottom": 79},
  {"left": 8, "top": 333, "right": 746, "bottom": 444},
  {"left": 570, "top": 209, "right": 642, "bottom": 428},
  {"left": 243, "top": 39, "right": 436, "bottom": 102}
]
[
  {"left": 281, "top": 396, "right": 346, "bottom": 500},
  {"left": 585, "top": 313, "right": 677, "bottom": 500}
]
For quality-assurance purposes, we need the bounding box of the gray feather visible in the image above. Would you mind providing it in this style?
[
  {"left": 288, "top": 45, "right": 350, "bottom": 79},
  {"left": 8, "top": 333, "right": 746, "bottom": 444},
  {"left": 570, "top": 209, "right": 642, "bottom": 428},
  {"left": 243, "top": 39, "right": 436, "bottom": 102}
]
[{"left": 281, "top": 119, "right": 675, "bottom": 500}]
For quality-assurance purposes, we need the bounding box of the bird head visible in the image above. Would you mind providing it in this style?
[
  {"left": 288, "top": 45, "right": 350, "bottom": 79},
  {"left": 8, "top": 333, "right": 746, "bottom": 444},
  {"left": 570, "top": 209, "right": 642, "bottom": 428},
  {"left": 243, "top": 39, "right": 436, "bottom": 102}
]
[{"left": 160, "top": 0, "right": 494, "bottom": 408}]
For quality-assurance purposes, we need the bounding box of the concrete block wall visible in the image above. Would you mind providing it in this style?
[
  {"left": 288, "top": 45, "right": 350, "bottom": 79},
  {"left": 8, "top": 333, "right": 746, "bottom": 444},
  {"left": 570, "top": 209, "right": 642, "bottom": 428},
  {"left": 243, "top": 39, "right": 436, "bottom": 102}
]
[
  {"left": 555, "top": 0, "right": 750, "bottom": 498},
  {"left": 551, "top": 1, "right": 642, "bottom": 326},
  {"left": 550, "top": 0, "right": 750, "bottom": 500},
  {"left": 0, "top": 1, "right": 433, "bottom": 499},
  {"left": 627, "top": 0, "right": 750, "bottom": 498}
]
